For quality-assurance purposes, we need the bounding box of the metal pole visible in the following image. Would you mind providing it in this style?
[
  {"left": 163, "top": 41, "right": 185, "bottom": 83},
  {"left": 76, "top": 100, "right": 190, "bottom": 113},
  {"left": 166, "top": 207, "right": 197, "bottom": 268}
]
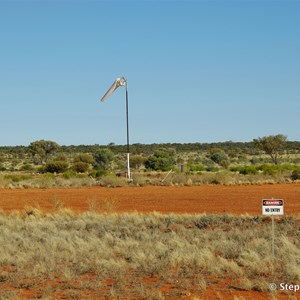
[
  {"left": 272, "top": 214, "right": 275, "bottom": 260},
  {"left": 125, "top": 81, "right": 131, "bottom": 180},
  {"left": 271, "top": 213, "right": 275, "bottom": 277}
]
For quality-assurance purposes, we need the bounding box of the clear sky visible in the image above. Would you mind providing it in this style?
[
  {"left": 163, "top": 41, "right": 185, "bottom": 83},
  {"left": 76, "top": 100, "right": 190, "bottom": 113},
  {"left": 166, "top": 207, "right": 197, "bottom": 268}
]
[{"left": 1, "top": 0, "right": 299, "bottom": 146}]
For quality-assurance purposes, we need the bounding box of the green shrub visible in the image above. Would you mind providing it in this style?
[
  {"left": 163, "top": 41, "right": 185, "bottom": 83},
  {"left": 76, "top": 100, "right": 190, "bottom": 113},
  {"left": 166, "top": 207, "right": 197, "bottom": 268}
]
[
  {"left": 206, "top": 165, "right": 219, "bottom": 172},
  {"left": 257, "top": 164, "right": 277, "bottom": 175},
  {"left": 277, "top": 164, "right": 298, "bottom": 171},
  {"left": 188, "top": 164, "right": 205, "bottom": 172},
  {"left": 0, "top": 164, "right": 6, "bottom": 171},
  {"left": 291, "top": 169, "right": 300, "bottom": 180},
  {"left": 74, "top": 153, "right": 94, "bottom": 164},
  {"left": 257, "top": 164, "right": 297, "bottom": 175},
  {"left": 229, "top": 166, "right": 240, "bottom": 172},
  {"left": 37, "top": 166, "right": 47, "bottom": 173},
  {"left": 230, "top": 166, "right": 257, "bottom": 175},
  {"left": 53, "top": 153, "right": 68, "bottom": 162},
  {"left": 89, "top": 169, "right": 108, "bottom": 178},
  {"left": 4, "top": 174, "right": 31, "bottom": 182},
  {"left": 63, "top": 170, "right": 77, "bottom": 179},
  {"left": 145, "top": 148, "right": 176, "bottom": 171},
  {"left": 130, "top": 155, "right": 145, "bottom": 169},
  {"left": 45, "top": 161, "right": 68, "bottom": 173},
  {"left": 72, "top": 162, "right": 89, "bottom": 173},
  {"left": 241, "top": 166, "right": 258, "bottom": 175},
  {"left": 93, "top": 148, "right": 114, "bottom": 170},
  {"left": 209, "top": 148, "right": 230, "bottom": 168}
]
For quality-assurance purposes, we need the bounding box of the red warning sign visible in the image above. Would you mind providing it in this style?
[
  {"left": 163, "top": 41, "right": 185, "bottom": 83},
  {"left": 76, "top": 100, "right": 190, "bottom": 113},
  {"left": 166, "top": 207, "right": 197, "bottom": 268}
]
[{"left": 262, "top": 199, "right": 284, "bottom": 215}]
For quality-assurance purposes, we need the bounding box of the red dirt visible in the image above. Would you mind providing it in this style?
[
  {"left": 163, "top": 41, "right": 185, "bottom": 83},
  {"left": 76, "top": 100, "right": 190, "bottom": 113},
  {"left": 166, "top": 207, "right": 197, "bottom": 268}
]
[
  {"left": 0, "top": 184, "right": 299, "bottom": 215},
  {"left": 0, "top": 273, "right": 294, "bottom": 300}
]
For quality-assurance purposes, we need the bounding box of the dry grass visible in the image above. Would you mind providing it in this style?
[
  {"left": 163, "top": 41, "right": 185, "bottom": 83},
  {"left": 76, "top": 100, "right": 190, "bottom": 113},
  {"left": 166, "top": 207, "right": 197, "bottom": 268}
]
[
  {"left": 160, "top": 171, "right": 293, "bottom": 186},
  {"left": 0, "top": 173, "right": 96, "bottom": 189},
  {"left": 87, "top": 197, "right": 120, "bottom": 213},
  {"left": 0, "top": 210, "right": 298, "bottom": 299},
  {"left": 99, "top": 174, "right": 128, "bottom": 187},
  {"left": 0, "top": 170, "right": 296, "bottom": 190}
]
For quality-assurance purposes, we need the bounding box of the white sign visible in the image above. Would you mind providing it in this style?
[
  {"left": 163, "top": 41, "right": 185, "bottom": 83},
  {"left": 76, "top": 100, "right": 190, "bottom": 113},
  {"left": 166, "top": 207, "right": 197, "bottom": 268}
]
[{"left": 262, "top": 199, "right": 284, "bottom": 215}]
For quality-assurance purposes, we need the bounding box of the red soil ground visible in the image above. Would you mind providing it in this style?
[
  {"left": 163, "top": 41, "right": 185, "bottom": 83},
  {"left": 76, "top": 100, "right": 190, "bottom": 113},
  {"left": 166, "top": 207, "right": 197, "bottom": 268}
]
[{"left": 0, "top": 183, "right": 299, "bottom": 215}]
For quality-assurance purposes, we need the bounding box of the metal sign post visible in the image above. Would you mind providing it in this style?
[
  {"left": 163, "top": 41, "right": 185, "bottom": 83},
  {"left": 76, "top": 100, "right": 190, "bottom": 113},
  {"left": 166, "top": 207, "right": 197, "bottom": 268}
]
[
  {"left": 272, "top": 214, "right": 275, "bottom": 259},
  {"left": 262, "top": 198, "right": 284, "bottom": 261}
]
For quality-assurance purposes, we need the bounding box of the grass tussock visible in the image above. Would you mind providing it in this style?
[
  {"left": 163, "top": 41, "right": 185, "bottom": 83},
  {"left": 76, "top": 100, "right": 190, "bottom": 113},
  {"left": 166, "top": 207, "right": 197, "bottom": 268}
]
[{"left": 0, "top": 211, "right": 298, "bottom": 299}]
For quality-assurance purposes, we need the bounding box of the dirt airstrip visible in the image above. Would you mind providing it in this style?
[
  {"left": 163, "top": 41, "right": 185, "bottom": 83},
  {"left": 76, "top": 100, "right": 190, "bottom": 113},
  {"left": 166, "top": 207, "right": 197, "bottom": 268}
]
[{"left": 0, "top": 183, "right": 299, "bottom": 214}]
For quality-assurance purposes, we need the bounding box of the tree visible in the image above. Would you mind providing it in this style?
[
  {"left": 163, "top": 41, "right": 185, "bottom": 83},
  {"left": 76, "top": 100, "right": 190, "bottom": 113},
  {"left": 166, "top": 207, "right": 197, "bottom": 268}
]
[
  {"left": 29, "top": 140, "right": 60, "bottom": 165},
  {"left": 291, "top": 169, "right": 300, "bottom": 181},
  {"left": 72, "top": 153, "right": 94, "bottom": 173},
  {"left": 144, "top": 148, "right": 176, "bottom": 171},
  {"left": 130, "top": 155, "right": 144, "bottom": 169},
  {"left": 72, "top": 162, "right": 90, "bottom": 173},
  {"left": 209, "top": 148, "right": 230, "bottom": 168},
  {"left": 253, "top": 134, "right": 287, "bottom": 165},
  {"left": 74, "top": 153, "right": 94, "bottom": 164},
  {"left": 93, "top": 148, "right": 114, "bottom": 170},
  {"left": 53, "top": 153, "right": 68, "bottom": 162}
]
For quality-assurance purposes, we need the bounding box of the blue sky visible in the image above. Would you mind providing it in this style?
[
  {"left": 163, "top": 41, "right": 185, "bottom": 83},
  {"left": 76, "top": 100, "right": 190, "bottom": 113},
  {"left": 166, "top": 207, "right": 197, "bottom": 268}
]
[{"left": 1, "top": 0, "right": 299, "bottom": 146}]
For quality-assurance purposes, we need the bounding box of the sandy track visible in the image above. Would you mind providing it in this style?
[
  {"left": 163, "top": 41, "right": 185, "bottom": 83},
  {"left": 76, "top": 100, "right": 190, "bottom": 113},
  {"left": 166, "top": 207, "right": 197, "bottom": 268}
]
[{"left": 0, "top": 184, "right": 299, "bottom": 215}]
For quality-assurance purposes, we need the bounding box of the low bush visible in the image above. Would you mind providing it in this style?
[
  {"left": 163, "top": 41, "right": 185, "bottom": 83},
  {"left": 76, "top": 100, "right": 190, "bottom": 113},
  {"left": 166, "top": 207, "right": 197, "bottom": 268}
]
[
  {"left": 89, "top": 169, "right": 108, "bottom": 178},
  {"left": 72, "top": 162, "right": 89, "bottom": 173},
  {"left": 230, "top": 166, "right": 258, "bottom": 175},
  {"left": 93, "top": 148, "right": 114, "bottom": 170},
  {"left": 206, "top": 165, "right": 219, "bottom": 172},
  {"left": 4, "top": 174, "right": 31, "bottom": 182},
  {"left": 74, "top": 153, "right": 94, "bottom": 164},
  {"left": 291, "top": 169, "right": 300, "bottom": 180},
  {"left": 45, "top": 161, "right": 69, "bottom": 173},
  {"left": 209, "top": 149, "right": 230, "bottom": 168},
  {"left": 144, "top": 148, "right": 176, "bottom": 171},
  {"left": 130, "top": 155, "right": 145, "bottom": 169},
  {"left": 257, "top": 164, "right": 297, "bottom": 175},
  {"left": 188, "top": 164, "right": 205, "bottom": 172},
  {"left": 259, "top": 164, "right": 276, "bottom": 175},
  {"left": 277, "top": 164, "right": 298, "bottom": 171},
  {"left": 100, "top": 174, "right": 127, "bottom": 187},
  {"left": 230, "top": 164, "right": 298, "bottom": 177},
  {"left": 63, "top": 170, "right": 77, "bottom": 179}
]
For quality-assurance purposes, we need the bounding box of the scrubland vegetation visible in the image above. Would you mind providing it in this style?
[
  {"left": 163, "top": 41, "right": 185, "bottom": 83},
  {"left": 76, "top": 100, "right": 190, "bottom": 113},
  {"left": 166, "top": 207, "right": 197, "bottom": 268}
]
[
  {"left": 0, "top": 208, "right": 299, "bottom": 299},
  {"left": 0, "top": 135, "right": 300, "bottom": 188},
  {"left": 1, "top": 136, "right": 299, "bottom": 299}
]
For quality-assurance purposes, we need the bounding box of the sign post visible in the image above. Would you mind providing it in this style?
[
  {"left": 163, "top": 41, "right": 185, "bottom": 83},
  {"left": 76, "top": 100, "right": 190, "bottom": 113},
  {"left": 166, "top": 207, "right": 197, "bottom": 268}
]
[{"left": 262, "top": 199, "right": 284, "bottom": 260}]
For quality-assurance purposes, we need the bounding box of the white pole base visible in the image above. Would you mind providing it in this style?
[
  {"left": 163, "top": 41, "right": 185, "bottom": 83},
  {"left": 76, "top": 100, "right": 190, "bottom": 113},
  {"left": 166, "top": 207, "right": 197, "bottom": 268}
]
[{"left": 127, "top": 152, "right": 131, "bottom": 180}]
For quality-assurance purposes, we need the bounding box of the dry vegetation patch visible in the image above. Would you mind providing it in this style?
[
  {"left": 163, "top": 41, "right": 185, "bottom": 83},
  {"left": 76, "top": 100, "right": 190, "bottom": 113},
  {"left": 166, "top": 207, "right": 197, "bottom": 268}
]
[{"left": 0, "top": 210, "right": 299, "bottom": 299}]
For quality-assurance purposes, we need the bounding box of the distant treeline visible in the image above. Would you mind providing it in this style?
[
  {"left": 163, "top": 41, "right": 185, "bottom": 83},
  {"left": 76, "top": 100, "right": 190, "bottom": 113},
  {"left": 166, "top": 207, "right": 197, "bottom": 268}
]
[{"left": 1, "top": 141, "right": 300, "bottom": 156}]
